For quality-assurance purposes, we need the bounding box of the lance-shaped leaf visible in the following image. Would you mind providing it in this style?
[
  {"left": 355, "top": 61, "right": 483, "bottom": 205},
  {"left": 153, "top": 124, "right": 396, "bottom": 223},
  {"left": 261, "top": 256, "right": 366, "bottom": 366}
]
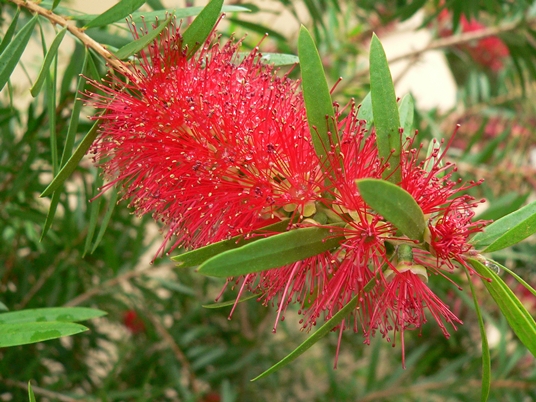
[
  {"left": 182, "top": 0, "right": 223, "bottom": 58},
  {"left": 398, "top": 94, "right": 414, "bottom": 140},
  {"left": 356, "top": 178, "right": 425, "bottom": 242},
  {"left": 28, "top": 381, "right": 36, "bottom": 402},
  {"left": 465, "top": 269, "right": 491, "bottom": 402},
  {"left": 251, "top": 294, "right": 359, "bottom": 381},
  {"left": 85, "top": 0, "right": 146, "bottom": 29},
  {"left": 197, "top": 225, "right": 344, "bottom": 278},
  {"left": 40, "top": 122, "right": 100, "bottom": 198},
  {"left": 172, "top": 219, "right": 290, "bottom": 268},
  {"left": 0, "top": 7, "right": 20, "bottom": 55},
  {"left": 469, "top": 258, "right": 536, "bottom": 358},
  {"left": 202, "top": 293, "right": 259, "bottom": 309},
  {"left": 471, "top": 201, "right": 536, "bottom": 252},
  {"left": 31, "top": 27, "right": 68, "bottom": 97},
  {"left": 298, "top": 26, "right": 338, "bottom": 171},
  {"left": 0, "top": 322, "right": 88, "bottom": 348},
  {"left": 0, "top": 14, "right": 38, "bottom": 92},
  {"left": 369, "top": 34, "right": 401, "bottom": 182},
  {"left": 0, "top": 307, "right": 107, "bottom": 324},
  {"left": 114, "top": 18, "right": 171, "bottom": 60}
]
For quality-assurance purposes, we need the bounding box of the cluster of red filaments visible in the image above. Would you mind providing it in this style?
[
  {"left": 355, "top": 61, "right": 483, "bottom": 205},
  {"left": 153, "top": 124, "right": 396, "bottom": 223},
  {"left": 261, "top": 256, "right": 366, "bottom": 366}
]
[{"left": 87, "top": 21, "right": 488, "bottom": 365}]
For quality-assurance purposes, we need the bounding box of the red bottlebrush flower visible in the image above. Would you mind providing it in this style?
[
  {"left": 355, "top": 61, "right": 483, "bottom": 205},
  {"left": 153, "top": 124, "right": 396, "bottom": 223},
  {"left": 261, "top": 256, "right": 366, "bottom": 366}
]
[
  {"left": 87, "top": 21, "right": 324, "bottom": 256},
  {"left": 122, "top": 310, "right": 146, "bottom": 334}
]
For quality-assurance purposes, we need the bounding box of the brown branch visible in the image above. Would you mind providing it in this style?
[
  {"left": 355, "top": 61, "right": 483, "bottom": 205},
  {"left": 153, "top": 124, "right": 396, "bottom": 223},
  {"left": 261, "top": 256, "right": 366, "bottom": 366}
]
[
  {"left": 8, "top": 0, "right": 132, "bottom": 77},
  {"left": 0, "top": 378, "right": 91, "bottom": 402}
]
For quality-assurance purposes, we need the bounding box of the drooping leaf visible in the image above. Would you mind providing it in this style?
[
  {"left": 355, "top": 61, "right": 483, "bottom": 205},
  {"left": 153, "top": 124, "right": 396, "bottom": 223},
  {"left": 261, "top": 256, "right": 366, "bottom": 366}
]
[
  {"left": 114, "top": 18, "right": 171, "bottom": 60},
  {"left": 356, "top": 178, "right": 426, "bottom": 242},
  {"left": 298, "top": 26, "right": 338, "bottom": 172},
  {"left": 30, "top": 27, "right": 68, "bottom": 97},
  {"left": 40, "top": 121, "right": 100, "bottom": 198},
  {"left": 398, "top": 94, "right": 414, "bottom": 139},
  {"left": 0, "top": 307, "right": 107, "bottom": 324},
  {"left": 172, "top": 219, "right": 290, "bottom": 268},
  {"left": 0, "top": 14, "right": 38, "bottom": 92},
  {"left": 465, "top": 269, "right": 491, "bottom": 402},
  {"left": 471, "top": 201, "right": 536, "bottom": 252},
  {"left": 469, "top": 258, "right": 536, "bottom": 358},
  {"left": 202, "top": 293, "right": 260, "bottom": 309},
  {"left": 0, "top": 322, "right": 88, "bottom": 348},
  {"left": 197, "top": 225, "right": 344, "bottom": 278},
  {"left": 84, "top": 0, "right": 147, "bottom": 29},
  {"left": 369, "top": 34, "right": 401, "bottom": 182},
  {"left": 0, "top": 7, "right": 20, "bottom": 55},
  {"left": 251, "top": 294, "right": 359, "bottom": 381},
  {"left": 182, "top": 0, "right": 224, "bottom": 58}
]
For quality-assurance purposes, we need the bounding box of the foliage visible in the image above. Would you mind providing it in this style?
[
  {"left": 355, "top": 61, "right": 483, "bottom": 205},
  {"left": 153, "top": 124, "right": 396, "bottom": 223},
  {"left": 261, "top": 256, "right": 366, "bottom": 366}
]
[{"left": 1, "top": 0, "right": 536, "bottom": 401}]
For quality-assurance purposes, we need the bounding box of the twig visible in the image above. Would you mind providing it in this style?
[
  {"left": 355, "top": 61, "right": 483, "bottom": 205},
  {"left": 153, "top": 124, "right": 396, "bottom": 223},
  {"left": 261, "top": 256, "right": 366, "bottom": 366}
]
[{"left": 8, "top": 0, "right": 132, "bottom": 77}]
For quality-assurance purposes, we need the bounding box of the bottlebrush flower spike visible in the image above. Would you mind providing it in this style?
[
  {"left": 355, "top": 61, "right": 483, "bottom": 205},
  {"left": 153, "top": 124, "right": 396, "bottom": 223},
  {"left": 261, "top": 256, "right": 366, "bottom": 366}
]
[{"left": 86, "top": 21, "right": 324, "bottom": 256}]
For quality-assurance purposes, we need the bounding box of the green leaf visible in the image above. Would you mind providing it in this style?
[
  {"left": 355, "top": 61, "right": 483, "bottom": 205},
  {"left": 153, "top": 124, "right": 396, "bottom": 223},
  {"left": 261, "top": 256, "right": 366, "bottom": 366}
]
[
  {"left": 0, "top": 307, "right": 107, "bottom": 324},
  {"left": 30, "top": 27, "right": 67, "bottom": 97},
  {"left": 40, "top": 121, "right": 100, "bottom": 198},
  {"left": 114, "top": 18, "right": 171, "bottom": 59},
  {"left": 369, "top": 34, "right": 401, "bottom": 182},
  {"left": 91, "top": 190, "right": 119, "bottom": 253},
  {"left": 0, "top": 7, "right": 20, "bottom": 55},
  {"left": 0, "top": 14, "right": 38, "bottom": 92},
  {"left": 298, "top": 26, "right": 338, "bottom": 171},
  {"left": 398, "top": 94, "right": 414, "bottom": 139},
  {"left": 469, "top": 258, "right": 536, "bottom": 359},
  {"left": 497, "top": 261, "right": 536, "bottom": 300},
  {"left": 357, "top": 92, "right": 373, "bottom": 129},
  {"left": 471, "top": 201, "right": 536, "bottom": 252},
  {"left": 0, "top": 321, "right": 88, "bottom": 347},
  {"left": 197, "top": 225, "right": 344, "bottom": 278},
  {"left": 258, "top": 53, "right": 299, "bottom": 66},
  {"left": 182, "top": 0, "right": 224, "bottom": 58},
  {"left": 84, "top": 0, "right": 147, "bottom": 29},
  {"left": 251, "top": 293, "right": 359, "bottom": 381},
  {"left": 83, "top": 172, "right": 103, "bottom": 257},
  {"left": 52, "top": 0, "right": 62, "bottom": 10},
  {"left": 172, "top": 219, "right": 290, "bottom": 268},
  {"left": 465, "top": 269, "right": 490, "bottom": 402},
  {"left": 28, "top": 381, "right": 36, "bottom": 402},
  {"left": 202, "top": 293, "right": 259, "bottom": 309},
  {"left": 356, "top": 179, "right": 425, "bottom": 241}
]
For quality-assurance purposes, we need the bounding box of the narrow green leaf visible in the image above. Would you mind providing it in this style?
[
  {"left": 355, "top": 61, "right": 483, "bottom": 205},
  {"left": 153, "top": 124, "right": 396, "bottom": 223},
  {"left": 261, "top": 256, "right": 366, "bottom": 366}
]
[
  {"left": 30, "top": 27, "right": 67, "bottom": 97},
  {"left": 298, "top": 26, "right": 337, "bottom": 170},
  {"left": 28, "top": 381, "right": 36, "bottom": 402},
  {"left": 84, "top": 0, "right": 146, "bottom": 29},
  {"left": 0, "top": 307, "right": 107, "bottom": 324},
  {"left": 52, "top": 0, "right": 62, "bottom": 10},
  {"left": 251, "top": 294, "right": 359, "bottom": 381},
  {"left": 0, "top": 14, "right": 38, "bottom": 92},
  {"left": 356, "top": 178, "right": 425, "bottom": 241},
  {"left": 172, "top": 219, "right": 290, "bottom": 268},
  {"left": 197, "top": 225, "right": 344, "bottom": 278},
  {"left": 357, "top": 92, "right": 373, "bottom": 129},
  {"left": 369, "top": 34, "right": 401, "bottom": 182},
  {"left": 465, "top": 269, "right": 491, "bottom": 402},
  {"left": 40, "top": 121, "right": 100, "bottom": 198},
  {"left": 114, "top": 18, "right": 170, "bottom": 59},
  {"left": 202, "top": 293, "right": 259, "bottom": 309},
  {"left": 469, "top": 258, "right": 536, "bottom": 358},
  {"left": 0, "top": 321, "right": 88, "bottom": 347},
  {"left": 41, "top": 55, "right": 89, "bottom": 239},
  {"left": 182, "top": 0, "right": 224, "bottom": 58},
  {"left": 471, "top": 201, "right": 536, "bottom": 252},
  {"left": 91, "top": 190, "right": 118, "bottom": 253},
  {"left": 497, "top": 261, "right": 536, "bottom": 299},
  {"left": 258, "top": 53, "right": 299, "bottom": 66},
  {"left": 0, "top": 8, "right": 20, "bottom": 55},
  {"left": 83, "top": 172, "right": 103, "bottom": 257},
  {"left": 398, "top": 94, "right": 414, "bottom": 139}
]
